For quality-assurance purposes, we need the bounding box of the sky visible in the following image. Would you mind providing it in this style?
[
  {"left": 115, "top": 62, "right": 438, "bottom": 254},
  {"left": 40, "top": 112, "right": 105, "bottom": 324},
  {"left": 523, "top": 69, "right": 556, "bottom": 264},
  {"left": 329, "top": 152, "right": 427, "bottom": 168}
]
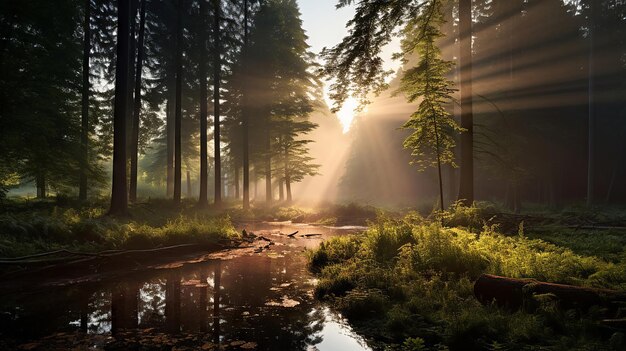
[{"left": 297, "top": 0, "right": 401, "bottom": 132}]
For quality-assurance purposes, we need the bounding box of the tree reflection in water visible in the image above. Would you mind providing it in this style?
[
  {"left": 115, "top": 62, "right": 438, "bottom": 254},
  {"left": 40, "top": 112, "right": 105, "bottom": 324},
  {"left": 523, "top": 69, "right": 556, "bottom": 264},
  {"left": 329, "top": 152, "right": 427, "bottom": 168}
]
[{"left": 0, "top": 231, "right": 370, "bottom": 350}]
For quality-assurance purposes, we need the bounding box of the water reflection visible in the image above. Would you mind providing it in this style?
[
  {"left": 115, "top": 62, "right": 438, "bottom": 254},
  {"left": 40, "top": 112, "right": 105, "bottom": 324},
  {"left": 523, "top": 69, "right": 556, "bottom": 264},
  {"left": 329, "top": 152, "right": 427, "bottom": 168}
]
[{"left": 0, "top": 225, "right": 371, "bottom": 351}]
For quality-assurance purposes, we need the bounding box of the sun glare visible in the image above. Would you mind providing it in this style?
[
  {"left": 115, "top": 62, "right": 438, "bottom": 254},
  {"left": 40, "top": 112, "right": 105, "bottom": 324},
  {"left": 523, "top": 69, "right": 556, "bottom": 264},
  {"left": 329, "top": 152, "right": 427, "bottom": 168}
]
[{"left": 334, "top": 96, "right": 359, "bottom": 133}]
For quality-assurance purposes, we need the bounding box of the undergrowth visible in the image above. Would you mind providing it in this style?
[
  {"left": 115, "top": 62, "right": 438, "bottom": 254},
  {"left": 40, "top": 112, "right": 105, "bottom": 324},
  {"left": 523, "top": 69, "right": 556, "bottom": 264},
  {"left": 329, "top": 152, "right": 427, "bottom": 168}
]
[
  {"left": 309, "top": 208, "right": 626, "bottom": 350},
  {"left": 0, "top": 199, "right": 238, "bottom": 258}
]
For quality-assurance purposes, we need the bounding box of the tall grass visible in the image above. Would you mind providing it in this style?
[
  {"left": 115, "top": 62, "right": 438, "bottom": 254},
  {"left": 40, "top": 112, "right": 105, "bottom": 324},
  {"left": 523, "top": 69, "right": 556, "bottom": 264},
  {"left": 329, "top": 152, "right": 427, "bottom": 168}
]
[
  {"left": 0, "top": 200, "right": 238, "bottom": 258},
  {"left": 309, "top": 212, "right": 626, "bottom": 350}
]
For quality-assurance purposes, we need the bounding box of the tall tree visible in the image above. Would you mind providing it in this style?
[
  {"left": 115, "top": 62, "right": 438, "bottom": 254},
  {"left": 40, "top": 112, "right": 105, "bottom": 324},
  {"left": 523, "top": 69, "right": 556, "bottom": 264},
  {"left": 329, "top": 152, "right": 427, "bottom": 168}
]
[
  {"left": 79, "top": 0, "right": 91, "bottom": 201},
  {"left": 110, "top": 0, "right": 131, "bottom": 215},
  {"left": 587, "top": 0, "right": 597, "bottom": 207},
  {"left": 212, "top": 0, "right": 222, "bottom": 206},
  {"left": 129, "top": 0, "right": 147, "bottom": 203},
  {"left": 321, "top": 0, "right": 477, "bottom": 206},
  {"left": 198, "top": 0, "right": 209, "bottom": 207},
  {"left": 247, "top": 0, "right": 320, "bottom": 203},
  {"left": 457, "top": 0, "right": 474, "bottom": 205},
  {"left": 242, "top": 0, "right": 251, "bottom": 209},
  {"left": 395, "top": 0, "right": 460, "bottom": 214},
  {"left": 173, "top": 0, "right": 184, "bottom": 204}
]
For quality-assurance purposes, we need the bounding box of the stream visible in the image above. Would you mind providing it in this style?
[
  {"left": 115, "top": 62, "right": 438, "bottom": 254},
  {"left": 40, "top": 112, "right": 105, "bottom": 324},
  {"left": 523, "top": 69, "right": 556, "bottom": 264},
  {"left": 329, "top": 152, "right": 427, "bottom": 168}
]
[{"left": 0, "top": 223, "right": 371, "bottom": 351}]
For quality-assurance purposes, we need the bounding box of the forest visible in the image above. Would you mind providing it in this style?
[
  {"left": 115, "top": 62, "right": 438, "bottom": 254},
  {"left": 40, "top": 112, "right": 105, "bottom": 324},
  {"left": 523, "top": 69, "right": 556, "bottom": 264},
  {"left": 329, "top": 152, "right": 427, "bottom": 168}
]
[{"left": 1, "top": 0, "right": 626, "bottom": 350}]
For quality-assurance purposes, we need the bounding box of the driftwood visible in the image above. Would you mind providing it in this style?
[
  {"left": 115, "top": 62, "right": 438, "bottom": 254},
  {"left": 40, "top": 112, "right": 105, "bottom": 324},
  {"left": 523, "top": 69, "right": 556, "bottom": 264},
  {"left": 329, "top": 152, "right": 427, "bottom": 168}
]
[
  {"left": 474, "top": 274, "right": 626, "bottom": 312},
  {"left": 301, "top": 233, "right": 322, "bottom": 237},
  {"left": 286, "top": 231, "right": 298, "bottom": 237}
]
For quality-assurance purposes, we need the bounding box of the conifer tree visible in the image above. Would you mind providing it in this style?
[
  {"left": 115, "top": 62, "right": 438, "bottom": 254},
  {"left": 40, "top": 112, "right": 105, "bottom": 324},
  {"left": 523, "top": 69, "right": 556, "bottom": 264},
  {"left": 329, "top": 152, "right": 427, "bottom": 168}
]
[{"left": 395, "top": 0, "right": 461, "bottom": 213}]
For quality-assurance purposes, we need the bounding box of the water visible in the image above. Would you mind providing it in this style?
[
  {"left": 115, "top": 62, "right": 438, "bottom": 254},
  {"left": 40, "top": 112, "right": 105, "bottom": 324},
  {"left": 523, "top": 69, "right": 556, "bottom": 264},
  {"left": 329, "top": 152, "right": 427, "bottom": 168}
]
[{"left": 0, "top": 223, "right": 371, "bottom": 351}]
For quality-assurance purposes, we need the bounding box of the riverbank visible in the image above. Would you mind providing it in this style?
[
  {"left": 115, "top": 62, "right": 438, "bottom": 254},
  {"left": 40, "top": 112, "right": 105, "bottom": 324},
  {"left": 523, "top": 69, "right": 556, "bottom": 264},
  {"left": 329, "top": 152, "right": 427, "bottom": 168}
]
[
  {"left": 308, "top": 206, "right": 626, "bottom": 350},
  {"left": 0, "top": 198, "right": 384, "bottom": 260}
]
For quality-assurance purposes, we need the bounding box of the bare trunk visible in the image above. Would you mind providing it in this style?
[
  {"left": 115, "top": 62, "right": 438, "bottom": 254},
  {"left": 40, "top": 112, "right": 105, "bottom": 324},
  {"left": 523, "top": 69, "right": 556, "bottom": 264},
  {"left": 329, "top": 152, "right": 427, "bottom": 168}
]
[
  {"left": 284, "top": 147, "right": 291, "bottom": 202},
  {"left": 109, "top": 0, "right": 130, "bottom": 216},
  {"left": 234, "top": 163, "right": 240, "bottom": 199},
  {"left": 587, "top": 0, "right": 597, "bottom": 207},
  {"left": 212, "top": 0, "right": 222, "bottom": 207},
  {"left": 173, "top": 0, "right": 183, "bottom": 205},
  {"left": 126, "top": 0, "right": 138, "bottom": 158},
  {"left": 265, "top": 110, "right": 271, "bottom": 203},
  {"left": 129, "top": 0, "right": 146, "bottom": 203},
  {"left": 79, "top": 0, "right": 90, "bottom": 201},
  {"left": 198, "top": 0, "right": 208, "bottom": 207},
  {"left": 278, "top": 179, "right": 284, "bottom": 201},
  {"left": 242, "top": 0, "right": 250, "bottom": 210},
  {"left": 457, "top": 0, "right": 474, "bottom": 205},
  {"left": 166, "top": 98, "right": 174, "bottom": 197},
  {"left": 432, "top": 115, "right": 445, "bottom": 219},
  {"left": 186, "top": 170, "right": 191, "bottom": 198}
]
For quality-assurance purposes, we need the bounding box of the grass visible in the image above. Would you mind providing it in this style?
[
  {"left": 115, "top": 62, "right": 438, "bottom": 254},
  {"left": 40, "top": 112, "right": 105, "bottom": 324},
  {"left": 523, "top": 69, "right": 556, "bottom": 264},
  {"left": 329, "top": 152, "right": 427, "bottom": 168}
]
[
  {"left": 226, "top": 202, "right": 383, "bottom": 226},
  {"left": 308, "top": 207, "right": 626, "bottom": 350},
  {"left": 0, "top": 198, "right": 239, "bottom": 259}
]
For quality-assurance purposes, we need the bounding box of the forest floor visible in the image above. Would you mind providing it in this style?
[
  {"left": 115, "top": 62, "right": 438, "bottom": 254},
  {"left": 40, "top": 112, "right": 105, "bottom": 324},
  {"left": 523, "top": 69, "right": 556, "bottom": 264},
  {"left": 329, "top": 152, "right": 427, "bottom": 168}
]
[
  {"left": 0, "top": 198, "right": 386, "bottom": 259},
  {"left": 2, "top": 198, "right": 626, "bottom": 349},
  {"left": 308, "top": 204, "right": 626, "bottom": 350}
]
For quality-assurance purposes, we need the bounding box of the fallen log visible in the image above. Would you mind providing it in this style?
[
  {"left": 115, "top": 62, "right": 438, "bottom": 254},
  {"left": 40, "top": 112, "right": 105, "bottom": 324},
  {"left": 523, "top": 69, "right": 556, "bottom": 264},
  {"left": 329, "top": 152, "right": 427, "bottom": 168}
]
[{"left": 474, "top": 274, "right": 626, "bottom": 312}]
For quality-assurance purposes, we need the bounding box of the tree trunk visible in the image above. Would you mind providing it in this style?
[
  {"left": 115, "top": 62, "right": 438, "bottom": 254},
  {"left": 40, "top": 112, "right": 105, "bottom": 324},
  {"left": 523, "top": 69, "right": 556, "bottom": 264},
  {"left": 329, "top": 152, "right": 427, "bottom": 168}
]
[
  {"left": 36, "top": 173, "right": 46, "bottom": 199},
  {"left": 285, "top": 175, "right": 292, "bottom": 203},
  {"left": 166, "top": 98, "right": 174, "bottom": 197},
  {"left": 126, "top": 0, "right": 138, "bottom": 157},
  {"left": 212, "top": 0, "right": 222, "bottom": 207},
  {"left": 198, "top": 0, "right": 208, "bottom": 207},
  {"left": 457, "top": 0, "right": 474, "bottom": 205},
  {"left": 79, "top": 0, "right": 90, "bottom": 201},
  {"left": 265, "top": 109, "right": 271, "bottom": 204},
  {"left": 474, "top": 274, "right": 626, "bottom": 313},
  {"left": 234, "top": 163, "right": 240, "bottom": 199},
  {"left": 278, "top": 179, "right": 284, "bottom": 201},
  {"left": 587, "top": 0, "right": 597, "bottom": 207},
  {"left": 242, "top": 0, "right": 250, "bottom": 210},
  {"left": 284, "top": 147, "right": 291, "bottom": 203},
  {"left": 173, "top": 0, "right": 183, "bottom": 205},
  {"left": 129, "top": 0, "right": 146, "bottom": 203},
  {"left": 109, "top": 0, "right": 130, "bottom": 216},
  {"left": 186, "top": 169, "right": 192, "bottom": 198},
  {"left": 432, "top": 115, "right": 445, "bottom": 218}
]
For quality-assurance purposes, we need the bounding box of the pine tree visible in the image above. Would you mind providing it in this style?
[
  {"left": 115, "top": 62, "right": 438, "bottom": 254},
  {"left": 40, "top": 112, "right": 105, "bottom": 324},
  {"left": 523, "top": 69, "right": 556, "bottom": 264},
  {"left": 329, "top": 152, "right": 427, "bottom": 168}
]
[{"left": 395, "top": 0, "right": 461, "bottom": 214}]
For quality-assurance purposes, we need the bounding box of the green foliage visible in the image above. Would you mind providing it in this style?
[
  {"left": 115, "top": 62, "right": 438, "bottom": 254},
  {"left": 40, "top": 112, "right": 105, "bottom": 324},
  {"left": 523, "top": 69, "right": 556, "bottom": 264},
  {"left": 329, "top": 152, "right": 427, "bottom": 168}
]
[
  {"left": 396, "top": 0, "right": 461, "bottom": 170},
  {"left": 0, "top": 200, "right": 238, "bottom": 258},
  {"left": 309, "top": 213, "right": 626, "bottom": 349}
]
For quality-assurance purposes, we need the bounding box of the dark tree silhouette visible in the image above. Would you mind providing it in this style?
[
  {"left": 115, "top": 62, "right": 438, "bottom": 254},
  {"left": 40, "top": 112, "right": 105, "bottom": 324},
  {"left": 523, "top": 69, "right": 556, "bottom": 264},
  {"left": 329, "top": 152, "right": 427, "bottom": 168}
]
[
  {"left": 129, "top": 0, "right": 147, "bottom": 203},
  {"left": 110, "top": 0, "right": 131, "bottom": 216},
  {"left": 79, "top": 0, "right": 91, "bottom": 201},
  {"left": 457, "top": 0, "right": 474, "bottom": 205},
  {"left": 198, "top": 0, "right": 209, "bottom": 207},
  {"left": 173, "top": 0, "right": 184, "bottom": 204}
]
